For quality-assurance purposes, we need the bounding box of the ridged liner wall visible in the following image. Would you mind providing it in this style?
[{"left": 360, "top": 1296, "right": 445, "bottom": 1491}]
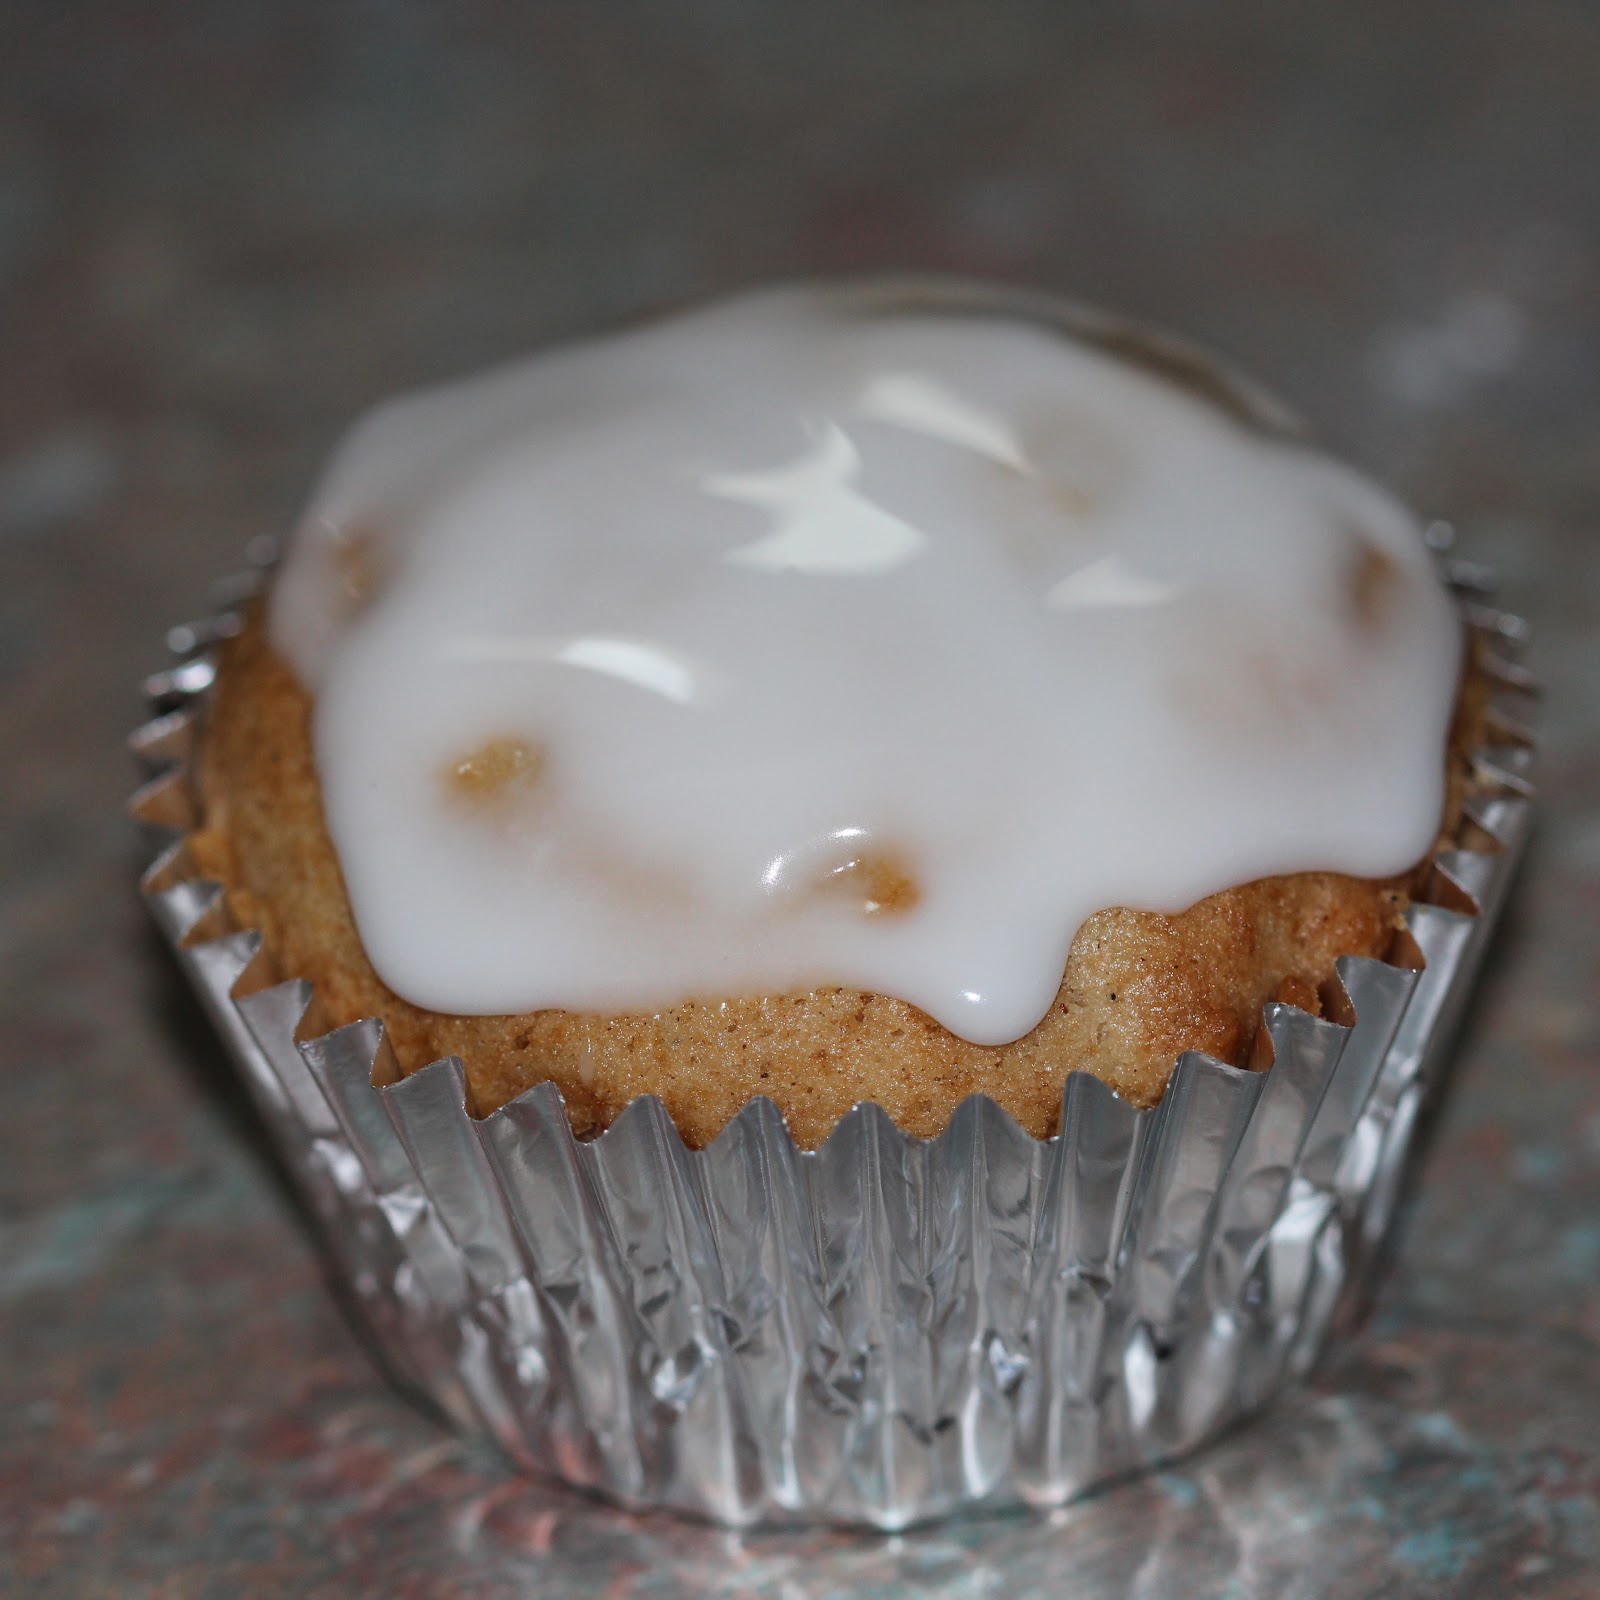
[{"left": 132, "top": 533, "right": 1534, "bottom": 1528}]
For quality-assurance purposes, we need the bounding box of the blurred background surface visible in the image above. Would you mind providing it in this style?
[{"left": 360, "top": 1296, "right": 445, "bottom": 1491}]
[{"left": 2, "top": 4, "right": 1598, "bottom": 1596}]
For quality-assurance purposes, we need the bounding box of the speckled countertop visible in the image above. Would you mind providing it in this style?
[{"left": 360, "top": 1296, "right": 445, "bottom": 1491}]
[{"left": 2, "top": 4, "right": 1598, "bottom": 1596}]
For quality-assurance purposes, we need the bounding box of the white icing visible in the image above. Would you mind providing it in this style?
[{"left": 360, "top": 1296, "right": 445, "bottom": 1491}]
[{"left": 270, "top": 283, "right": 1462, "bottom": 1046}]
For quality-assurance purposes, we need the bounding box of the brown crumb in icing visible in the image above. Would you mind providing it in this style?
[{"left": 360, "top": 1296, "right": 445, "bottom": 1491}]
[
  {"left": 447, "top": 736, "right": 545, "bottom": 801},
  {"left": 1350, "top": 540, "right": 1401, "bottom": 631},
  {"left": 1047, "top": 475, "right": 1096, "bottom": 517},
  {"left": 331, "top": 522, "right": 385, "bottom": 614},
  {"left": 818, "top": 849, "right": 922, "bottom": 917},
  {"left": 1021, "top": 407, "right": 1126, "bottom": 518}
]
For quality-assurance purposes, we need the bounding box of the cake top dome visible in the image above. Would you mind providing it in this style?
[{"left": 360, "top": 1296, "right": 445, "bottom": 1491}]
[{"left": 270, "top": 281, "right": 1460, "bottom": 1044}]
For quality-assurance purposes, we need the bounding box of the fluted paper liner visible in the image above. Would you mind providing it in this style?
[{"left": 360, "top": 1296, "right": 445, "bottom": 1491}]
[{"left": 132, "top": 532, "right": 1533, "bottom": 1528}]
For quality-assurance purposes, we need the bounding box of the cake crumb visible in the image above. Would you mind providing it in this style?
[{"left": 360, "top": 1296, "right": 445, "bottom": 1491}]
[
  {"left": 447, "top": 736, "right": 545, "bottom": 800},
  {"left": 819, "top": 849, "right": 922, "bottom": 917},
  {"left": 1350, "top": 539, "right": 1400, "bottom": 631},
  {"left": 331, "top": 521, "right": 384, "bottom": 614}
]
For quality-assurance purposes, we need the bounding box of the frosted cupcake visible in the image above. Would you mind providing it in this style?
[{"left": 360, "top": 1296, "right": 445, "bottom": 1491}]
[{"left": 139, "top": 280, "right": 1531, "bottom": 1525}]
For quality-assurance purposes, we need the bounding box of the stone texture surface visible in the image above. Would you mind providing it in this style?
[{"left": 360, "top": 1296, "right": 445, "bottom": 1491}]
[{"left": 2, "top": 3, "right": 1597, "bottom": 1595}]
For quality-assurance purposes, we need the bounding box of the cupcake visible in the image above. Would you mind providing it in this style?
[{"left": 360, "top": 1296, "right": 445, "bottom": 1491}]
[{"left": 135, "top": 279, "right": 1533, "bottom": 1526}]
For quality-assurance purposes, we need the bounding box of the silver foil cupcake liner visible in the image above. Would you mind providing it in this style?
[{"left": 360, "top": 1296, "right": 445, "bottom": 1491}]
[{"left": 132, "top": 532, "right": 1533, "bottom": 1529}]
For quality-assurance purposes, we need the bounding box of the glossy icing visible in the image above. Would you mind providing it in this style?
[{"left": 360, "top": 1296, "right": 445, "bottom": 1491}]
[{"left": 269, "top": 283, "right": 1461, "bottom": 1044}]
